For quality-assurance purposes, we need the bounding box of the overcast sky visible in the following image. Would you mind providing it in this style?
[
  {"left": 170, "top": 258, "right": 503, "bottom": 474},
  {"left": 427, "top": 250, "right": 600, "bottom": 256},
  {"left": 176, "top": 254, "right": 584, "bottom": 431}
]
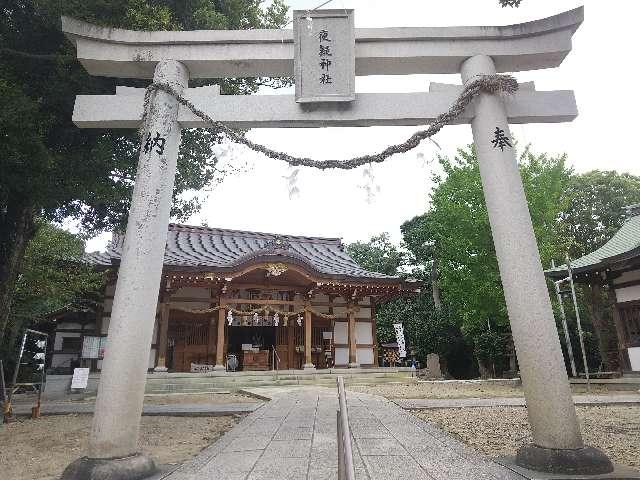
[{"left": 85, "top": 0, "right": 638, "bottom": 252}]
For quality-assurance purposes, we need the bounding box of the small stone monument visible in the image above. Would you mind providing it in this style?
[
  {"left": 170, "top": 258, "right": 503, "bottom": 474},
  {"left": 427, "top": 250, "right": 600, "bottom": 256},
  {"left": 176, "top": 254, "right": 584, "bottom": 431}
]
[{"left": 425, "top": 353, "right": 443, "bottom": 379}]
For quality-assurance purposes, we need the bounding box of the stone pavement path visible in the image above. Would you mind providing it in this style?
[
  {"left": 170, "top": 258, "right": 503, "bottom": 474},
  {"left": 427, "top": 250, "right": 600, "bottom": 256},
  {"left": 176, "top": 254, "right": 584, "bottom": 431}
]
[
  {"left": 396, "top": 393, "right": 640, "bottom": 410},
  {"left": 161, "top": 387, "right": 522, "bottom": 480}
]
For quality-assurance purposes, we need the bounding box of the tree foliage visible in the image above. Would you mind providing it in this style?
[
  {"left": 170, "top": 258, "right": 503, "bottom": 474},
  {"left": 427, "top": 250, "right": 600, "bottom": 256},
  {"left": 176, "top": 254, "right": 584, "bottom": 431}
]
[
  {"left": 1, "top": 222, "right": 102, "bottom": 365},
  {"left": 560, "top": 171, "right": 640, "bottom": 259},
  {"left": 348, "top": 144, "right": 639, "bottom": 378},
  {"left": 347, "top": 234, "right": 469, "bottom": 376},
  {"left": 403, "top": 146, "right": 572, "bottom": 348},
  {"left": 346, "top": 233, "right": 408, "bottom": 277},
  {"left": 0, "top": 0, "right": 289, "bottom": 338}
]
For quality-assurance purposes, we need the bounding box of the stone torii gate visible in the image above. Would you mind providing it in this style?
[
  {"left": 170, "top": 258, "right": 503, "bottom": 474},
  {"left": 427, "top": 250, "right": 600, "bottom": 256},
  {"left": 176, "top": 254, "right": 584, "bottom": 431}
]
[{"left": 60, "top": 7, "right": 615, "bottom": 479}]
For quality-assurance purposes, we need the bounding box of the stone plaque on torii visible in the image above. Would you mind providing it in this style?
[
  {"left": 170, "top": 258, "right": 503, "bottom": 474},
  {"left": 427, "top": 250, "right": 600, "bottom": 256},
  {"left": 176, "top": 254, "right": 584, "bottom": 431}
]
[{"left": 60, "top": 7, "right": 618, "bottom": 479}]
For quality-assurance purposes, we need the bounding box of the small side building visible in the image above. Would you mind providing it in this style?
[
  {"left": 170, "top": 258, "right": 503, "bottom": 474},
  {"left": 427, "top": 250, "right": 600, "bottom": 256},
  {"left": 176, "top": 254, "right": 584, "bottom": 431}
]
[
  {"left": 50, "top": 224, "right": 417, "bottom": 373},
  {"left": 546, "top": 204, "right": 640, "bottom": 373}
]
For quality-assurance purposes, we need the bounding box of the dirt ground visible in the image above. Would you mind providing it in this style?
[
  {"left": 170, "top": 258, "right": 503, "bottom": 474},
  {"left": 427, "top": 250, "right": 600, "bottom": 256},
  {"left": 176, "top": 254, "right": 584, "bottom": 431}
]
[
  {"left": 13, "top": 391, "right": 259, "bottom": 406},
  {"left": 414, "top": 405, "right": 640, "bottom": 469},
  {"left": 348, "top": 381, "right": 633, "bottom": 399},
  {"left": 0, "top": 414, "right": 239, "bottom": 480},
  {"left": 143, "top": 392, "right": 259, "bottom": 404}
]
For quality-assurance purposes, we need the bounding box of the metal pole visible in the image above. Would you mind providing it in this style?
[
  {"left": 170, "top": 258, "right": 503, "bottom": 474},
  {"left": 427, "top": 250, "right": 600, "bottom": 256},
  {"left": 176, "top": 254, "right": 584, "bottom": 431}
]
[
  {"left": 336, "top": 376, "right": 355, "bottom": 480},
  {"left": 4, "top": 329, "right": 29, "bottom": 422},
  {"left": 10, "top": 332, "right": 27, "bottom": 390},
  {"left": 0, "top": 360, "right": 6, "bottom": 404},
  {"left": 566, "top": 255, "right": 590, "bottom": 392},
  {"left": 551, "top": 260, "right": 577, "bottom": 378},
  {"left": 337, "top": 410, "right": 345, "bottom": 480}
]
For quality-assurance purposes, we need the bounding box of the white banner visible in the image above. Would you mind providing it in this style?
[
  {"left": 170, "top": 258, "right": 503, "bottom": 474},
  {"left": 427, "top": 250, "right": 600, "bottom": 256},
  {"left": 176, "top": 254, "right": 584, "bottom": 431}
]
[{"left": 393, "top": 323, "right": 406, "bottom": 358}]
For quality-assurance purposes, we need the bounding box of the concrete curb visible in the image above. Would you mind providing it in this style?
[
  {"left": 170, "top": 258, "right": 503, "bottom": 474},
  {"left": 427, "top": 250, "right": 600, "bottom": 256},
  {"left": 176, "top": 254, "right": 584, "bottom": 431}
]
[{"left": 394, "top": 394, "right": 640, "bottom": 410}]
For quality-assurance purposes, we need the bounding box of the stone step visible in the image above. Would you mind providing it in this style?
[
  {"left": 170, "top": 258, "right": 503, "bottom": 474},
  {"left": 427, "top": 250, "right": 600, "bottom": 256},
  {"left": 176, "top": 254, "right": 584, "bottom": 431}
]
[
  {"left": 45, "top": 368, "right": 417, "bottom": 398},
  {"left": 145, "top": 374, "right": 415, "bottom": 388},
  {"left": 144, "top": 376, "right": 417, "bottom": 393}
]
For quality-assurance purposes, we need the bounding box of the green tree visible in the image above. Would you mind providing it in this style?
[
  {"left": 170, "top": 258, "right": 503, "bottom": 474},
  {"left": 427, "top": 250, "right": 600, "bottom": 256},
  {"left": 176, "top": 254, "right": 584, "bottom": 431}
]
[
  {"left": 0, "top": 1, "right": 289, "bottom": 338},
  {"left": 402, "top": 145, "right": 573, "bottom": 375},
  {"left": 560, "top": 171, "right": 640, "bottom": 259},
  {"left": 347, "top": 234, "right": 467, "bottom": 376},
  {"left": 346, "top": 233, "right": 408, "bottom": 276},
  {"left": 1, "top": 222, "right": 102, "bottom": 365}
]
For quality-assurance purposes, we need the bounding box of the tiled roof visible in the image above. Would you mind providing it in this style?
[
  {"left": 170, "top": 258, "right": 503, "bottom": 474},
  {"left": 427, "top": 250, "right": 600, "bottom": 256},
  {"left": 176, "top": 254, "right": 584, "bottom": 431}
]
[
  {"left": 84, "top": 223, "right": 398, "bottom": 282},
  {"left": 546, "top": 213, "right": 640, "bottom": 278}
]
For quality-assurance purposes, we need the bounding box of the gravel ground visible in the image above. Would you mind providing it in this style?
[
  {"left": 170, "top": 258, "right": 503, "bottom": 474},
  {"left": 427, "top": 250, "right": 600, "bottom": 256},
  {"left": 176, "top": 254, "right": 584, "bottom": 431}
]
[
  {"left": 414, "top": 405, "right": 640, "bottom": 469},
  {"left": 0, "top": 414, "right": 239, "bottom": 480},
  {"left": 348, "top": 381, "right": 632, "bottom": 399}
]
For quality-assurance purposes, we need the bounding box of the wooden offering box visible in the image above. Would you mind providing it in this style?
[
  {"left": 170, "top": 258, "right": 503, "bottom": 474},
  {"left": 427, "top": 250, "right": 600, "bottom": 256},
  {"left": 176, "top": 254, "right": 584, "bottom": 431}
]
[{"left": 242, "top": 350, "right": 270, "bottom": 371}]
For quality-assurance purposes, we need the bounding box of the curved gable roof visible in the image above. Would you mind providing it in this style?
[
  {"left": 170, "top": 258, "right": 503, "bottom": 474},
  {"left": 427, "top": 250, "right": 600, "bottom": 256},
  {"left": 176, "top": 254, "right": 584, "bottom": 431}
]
[
  {"left": 546, "top": 213, "right": 640, "bottom": 278},
  {"left": 85, "top": 223, "right": 398, "bottom": 282}
]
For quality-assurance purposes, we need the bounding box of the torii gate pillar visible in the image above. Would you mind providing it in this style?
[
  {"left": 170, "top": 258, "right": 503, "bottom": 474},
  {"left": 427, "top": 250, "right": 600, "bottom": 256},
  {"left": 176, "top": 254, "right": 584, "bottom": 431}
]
[
  {"left": 461, "top": 54, "right": 612, "bottom": 475},
  {"left": 62, "top": 59, "right": 188, "bottom": 479}
]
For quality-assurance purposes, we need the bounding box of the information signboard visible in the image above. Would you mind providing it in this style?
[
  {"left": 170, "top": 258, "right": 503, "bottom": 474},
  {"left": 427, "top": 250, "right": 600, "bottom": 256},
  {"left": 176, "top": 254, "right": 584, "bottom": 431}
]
[{"left": 82, "top": 336, "right": 107, "bottom": 359}]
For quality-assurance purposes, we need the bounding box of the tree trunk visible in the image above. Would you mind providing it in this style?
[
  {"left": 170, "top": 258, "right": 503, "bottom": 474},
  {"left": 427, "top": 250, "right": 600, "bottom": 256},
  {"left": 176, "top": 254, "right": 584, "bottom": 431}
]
[
  {"left": 585, "top": 282, "right": 620, "bottom": 372},
  {"left": 439, "top": 353, "right": 450, "bottom": 379},
  {"left": 431, "top": 255, "right": 442, "bottom": 311},
  {"left": 0, "top": 198, "right": 37, "bottom": 340},
  {"left": 477, "top": 357, "right": 491, "bottom": 379}
]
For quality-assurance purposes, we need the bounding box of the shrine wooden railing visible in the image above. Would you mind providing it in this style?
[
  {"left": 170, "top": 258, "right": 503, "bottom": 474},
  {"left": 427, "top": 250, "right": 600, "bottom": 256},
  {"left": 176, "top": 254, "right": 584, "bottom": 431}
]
[{"left": 336, "top": 376, "right": 356, "bottom": 480}]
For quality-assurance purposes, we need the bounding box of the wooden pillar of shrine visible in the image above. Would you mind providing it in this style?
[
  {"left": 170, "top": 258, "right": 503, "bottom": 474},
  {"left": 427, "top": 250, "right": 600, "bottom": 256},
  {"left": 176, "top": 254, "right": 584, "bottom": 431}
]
[
  {"left": 348, "top": 308, "right": 359, "bottom": 368},
  {"left": 154, "top": 302, "right": 170, "bottom": 372},
  {"left": 303, "top": 308, "right": 315, "bottom": 370},
  {"left": 214, "top": 302, "right": 226, "bottom": 370}
]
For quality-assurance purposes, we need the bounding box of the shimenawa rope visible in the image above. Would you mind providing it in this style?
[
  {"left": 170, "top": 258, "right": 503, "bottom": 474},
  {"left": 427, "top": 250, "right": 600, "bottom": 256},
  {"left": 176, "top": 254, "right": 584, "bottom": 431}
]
[
  {"left": 140, "top": 74, "right": 518, "bottom": 170},
  {"left": 171, "top": 303, "right": 359, "bottom": 320}
]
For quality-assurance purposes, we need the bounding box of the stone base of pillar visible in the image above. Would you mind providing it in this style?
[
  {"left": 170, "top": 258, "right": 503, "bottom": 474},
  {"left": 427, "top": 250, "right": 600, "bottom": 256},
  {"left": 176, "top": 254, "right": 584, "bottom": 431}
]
[
  {"left": 515, "top": 444, "right": 614, "bottom": 476},
  {"left": 303, "top": 363, "right": 316, "bottom": 370},
  {"left": 153, "top": 366, "right": 168, "bottom": 372},
  {"left": 213, "top": 364, "right": 226, "bottom": 371},
  {"left": 348, "top": 362, "right": 360, "bottom": 369},
  {"left": 61, "top": 453, "right": 156, "bottom": 480}
]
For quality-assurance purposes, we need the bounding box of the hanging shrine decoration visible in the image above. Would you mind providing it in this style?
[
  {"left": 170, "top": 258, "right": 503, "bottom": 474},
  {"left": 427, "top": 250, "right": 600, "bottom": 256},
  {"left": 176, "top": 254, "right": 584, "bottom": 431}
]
[{"left": 171, "top": 303, "right": 359, "bottom": 324}]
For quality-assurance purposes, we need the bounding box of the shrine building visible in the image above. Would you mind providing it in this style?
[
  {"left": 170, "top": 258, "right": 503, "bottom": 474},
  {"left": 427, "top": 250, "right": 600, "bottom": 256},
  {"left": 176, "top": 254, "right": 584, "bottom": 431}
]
[
  {"left": 51, "top": 224, "right": 417, "bottom": 373},
  {"left": 547, "top": 204, "right": 640, "bottom": 373}
]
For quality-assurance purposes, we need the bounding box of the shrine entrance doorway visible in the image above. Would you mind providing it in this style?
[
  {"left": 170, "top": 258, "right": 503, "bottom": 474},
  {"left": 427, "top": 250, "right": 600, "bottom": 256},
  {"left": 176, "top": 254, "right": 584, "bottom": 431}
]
[
  {"left": 227, "top": 325, "right": 276, "bottom": 371},
  {"left": 167, "top": 312, "right": 216, "bottom": 372}
]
